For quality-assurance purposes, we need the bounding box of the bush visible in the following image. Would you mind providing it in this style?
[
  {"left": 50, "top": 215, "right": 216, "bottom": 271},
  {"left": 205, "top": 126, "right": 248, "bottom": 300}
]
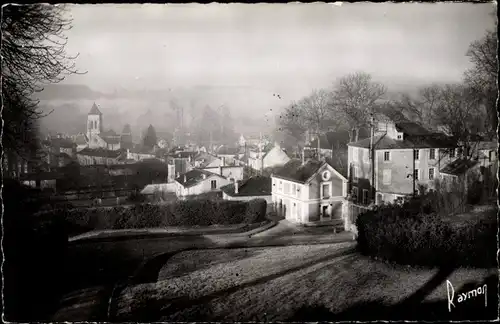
[
  {"left": 356, "top": 195, "right": 497, "bottom": 267},
  {"left": 245, "top": 199, "right": 268, "bottom": 223},
  {"left": 39, "top": 198, "right": 268, "bottom": 237},
  {"left": 3, "top": 180, "right": 69, "bottom": 321}
]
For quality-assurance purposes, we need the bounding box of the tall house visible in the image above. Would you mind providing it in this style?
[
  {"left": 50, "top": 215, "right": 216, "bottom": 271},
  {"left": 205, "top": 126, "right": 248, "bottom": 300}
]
[
  {"left": 87, "top": 102, "right": 103, "bottom": 140},
  {"left": 347, "top": 111, "right": 458, "bottom": 206}
]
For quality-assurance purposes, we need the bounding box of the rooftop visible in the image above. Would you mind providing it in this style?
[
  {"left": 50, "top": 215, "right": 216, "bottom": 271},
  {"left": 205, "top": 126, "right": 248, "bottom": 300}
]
[
  {"left": 77, "top": 148, "right": 123, "bottom": 158},
  {"left": 348, "top": 133, "right": 456, "bottom": 150},
  {"left": 175, "top": 169, "right": 225, "bottom": 188},
  {"left": 221, "top": 176, "right": 272, "bottom": 197},
  {"left": 440, "top": 158, "right": 479, "bottom": 176},
  {"left": 88, "top": 102, "right": 103, "bottom": 115},
  {"left": 272, "top": 159, "right": 324, "bottom": 184}
]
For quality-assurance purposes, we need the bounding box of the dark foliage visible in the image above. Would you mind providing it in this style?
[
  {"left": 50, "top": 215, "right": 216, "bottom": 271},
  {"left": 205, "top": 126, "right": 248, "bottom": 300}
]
[
  {"left": 41, "top": 199, "right": 267, "bottom": 237},
  {"left": 2, "top": 180, "right": 69, "bottom": 321},
  {"left": 355, "top": 194, "right": 497, "bottom": 267}
]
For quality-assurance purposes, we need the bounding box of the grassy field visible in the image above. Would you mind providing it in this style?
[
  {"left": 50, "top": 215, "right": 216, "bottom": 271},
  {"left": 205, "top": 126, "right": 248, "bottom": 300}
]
[{"left": 113, "top": 243, "right": 497, "bottom": 321}]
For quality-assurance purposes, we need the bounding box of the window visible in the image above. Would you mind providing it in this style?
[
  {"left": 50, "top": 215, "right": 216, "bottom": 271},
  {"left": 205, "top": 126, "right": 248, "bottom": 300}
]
[
  {"left": 292, "top": 183, "right": 296, "bottom": 194},
  {"left": 211, "top": 180, "right": 217, "bottom": 189},
  {"left": 321, "top": 183, "right": 331, "bottom": 199},
  {"left": 449, "top": 149, "right": 455, "bottom": 158},
  {"left": 414, "top": 169, "right": 420, "bottom": 181},
  {"left": 384, "top": 151, "right": 390, "bottom": 161},
  {"left": 352, "top": 187, "right": 358, "bottom": 202},
  {"left": 414, "top": 150, "right": 420, "bottom": 160},
  {"left": 377, "top": 193, "right": 383, "bottom": 204},
  {"left": 397, "top": 134, "right": 402, "bottom": 140},
  {"left": 284, "top": 183, "right": 290, "bottom": 195},
  {"left": 428, "top": 168, "right": 435, "bottom": 180},
  {"left": 382, "top": 169, "right": 392, "bottom": 185},
  {"left": 353, "top": 166, "right": 359, "bottom": 182},
  {"left": 279, "top": 181, "right": 283, "bottom": 192},
  {"left": 352, "top": 147, "right": 358, "bottom": 162},
  {"left": 362, "top": 189, "right": 369, "bottom": 205},
  {"left": 296, "top": 186, "right": 301, "bottom": 197},
  {"left": 489, "top": 151, "right": 494, "bottom": 162},
  {"left": 363, "top": 149, "right": 369, "bottom": 163},
  {"left": 429, "top": 149, "right": 436, "bottom": 160}
]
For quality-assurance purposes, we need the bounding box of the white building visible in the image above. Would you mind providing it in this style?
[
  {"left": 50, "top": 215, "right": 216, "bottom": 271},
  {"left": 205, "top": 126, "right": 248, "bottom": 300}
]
[
  {"left": 174, "top": 169, "right": 231, "bottom": 199},
  {"left": 248, "top": 142, "right": 291, "bottom": 171},
  {"left": 271, "top": 159, "right": 348, "bottom": 225}
]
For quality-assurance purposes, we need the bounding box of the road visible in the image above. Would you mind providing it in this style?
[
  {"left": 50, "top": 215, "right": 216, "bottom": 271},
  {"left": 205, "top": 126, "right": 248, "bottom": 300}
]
[{"left": 53, "top": 222, "right": 352, "bottom": 321}]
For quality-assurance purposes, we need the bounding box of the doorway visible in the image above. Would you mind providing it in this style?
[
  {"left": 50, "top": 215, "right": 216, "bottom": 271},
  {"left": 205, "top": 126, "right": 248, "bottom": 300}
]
[{"left": 321, "top": 205, "right": 331, "bottom": 221}]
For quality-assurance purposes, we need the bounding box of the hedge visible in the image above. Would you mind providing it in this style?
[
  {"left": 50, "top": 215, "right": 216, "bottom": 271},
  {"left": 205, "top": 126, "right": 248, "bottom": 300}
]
[
  {"left": 41, "top": 198, "right": 268, "bottom": 237},
  {"left": 356, "top": 195, "right": 497, "bottom": 268}
]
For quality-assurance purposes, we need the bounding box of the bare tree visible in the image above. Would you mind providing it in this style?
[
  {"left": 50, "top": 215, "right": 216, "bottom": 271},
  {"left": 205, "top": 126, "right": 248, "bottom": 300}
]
[
  {"left": 298, "top": 89, "right": 337, "bottom": 135},
  {"left": 396, "top": 85, "right": 442, "bottom": 128},
  {"left": 464, "top": 30, "right": 498, "bottom": 134},
  {"left": 331, "top": 72, "right": 386, "bottom": 142},
  {"left": 277, "top": 101, "right": 309, "bottom": 144},
  {"left": 2, "top": 4, "right": 83, "bottom": 159},
  {"left": 434, "top": 84, "right": 484, "bottom": 158}
]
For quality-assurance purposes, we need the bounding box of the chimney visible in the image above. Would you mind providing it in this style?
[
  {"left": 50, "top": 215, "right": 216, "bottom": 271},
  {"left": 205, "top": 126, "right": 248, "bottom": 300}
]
[
  {"left": 235, "top": 179, "right": 239, "bottom": 194},
  {"left": 184, "top": 175, "right": 187, "bottom": 183},
  {"left": 202, "top": 173, "right": 207, "bottom": 179},
  {"left": 222, "top": 156, "right": 225, "bottom": 166},
  {"left": 176, "top": 172, "right": 180, "bottom": 178}
]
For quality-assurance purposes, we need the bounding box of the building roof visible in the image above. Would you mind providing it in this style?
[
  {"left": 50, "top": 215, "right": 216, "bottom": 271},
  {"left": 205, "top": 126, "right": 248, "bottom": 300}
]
[
  {"left": 175, "top": 169, "right": 224, "bottom": 188},
  {"left": 101, "top": 136, "right": 121, "bottom": 145},
  {"left": 101, "top": 129, "right": 117, "bottom": 137},
  {"left": 171, "top": 151, "right": 197, "bottom": 159},
  {"left": 324, "top": 154, "right": 348, "bottom": 179},
  {"left": 308, "top": 129, "right": 370, "bottom": 150},
  {"left": 272, "top": 159, "right": 324, "bottom": 184},
  {"left": 221, "top": 176, "right": 272, "bottom": 197},
  {"left": 74, "top": 134, "right": 88, "bottom": 145},
  {"left": 52, "top": 138, "right": 76, "bottom": 149},
  {"left": 194, "top": 152, "right": 220, "bottom": 168},
  {"left": 348, "top": 133, "right": 456, "bottom": 150},
  {"left": 217, "top": 146, "right": 240, "bottom": 156},
  {"left": 77, "top": 148, "right": 123, "bottom": 158},
  {"left": 440, "top": 158, "right": 479, "bottom": 176},
  {"left": 88, "top": 102, "right": 103, "bottom": 115}
]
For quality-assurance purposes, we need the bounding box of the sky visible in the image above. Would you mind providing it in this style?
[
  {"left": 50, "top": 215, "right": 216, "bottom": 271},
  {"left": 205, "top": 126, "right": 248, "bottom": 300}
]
[{"left": 63, "top": 2, "right": 496, "bottom": 102}]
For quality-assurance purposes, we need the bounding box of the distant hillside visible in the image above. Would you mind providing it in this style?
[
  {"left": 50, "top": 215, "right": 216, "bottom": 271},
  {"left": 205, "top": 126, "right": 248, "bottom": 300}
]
[{"left": 33, "top": 84, "right": 109, "bottom": 100}]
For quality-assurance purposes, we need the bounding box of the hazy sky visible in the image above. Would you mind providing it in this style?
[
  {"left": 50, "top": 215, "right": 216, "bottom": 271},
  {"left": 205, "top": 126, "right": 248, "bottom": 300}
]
[{"left": 64, "top": 3, "right": 496, "bottom": 101}]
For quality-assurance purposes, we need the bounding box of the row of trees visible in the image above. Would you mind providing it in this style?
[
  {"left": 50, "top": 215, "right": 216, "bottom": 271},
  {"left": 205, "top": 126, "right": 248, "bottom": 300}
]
[
  {"left": 191, "top": 105, "right": 237, "bottom": 146},
  {"left": 277, "top": 29, "right": 497, "bottom": 149}
]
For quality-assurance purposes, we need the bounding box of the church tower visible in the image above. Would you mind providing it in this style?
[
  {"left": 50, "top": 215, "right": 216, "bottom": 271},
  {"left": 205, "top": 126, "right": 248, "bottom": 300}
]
[{"left": 87, "top": 102, "right": 103, "bottom": 140}]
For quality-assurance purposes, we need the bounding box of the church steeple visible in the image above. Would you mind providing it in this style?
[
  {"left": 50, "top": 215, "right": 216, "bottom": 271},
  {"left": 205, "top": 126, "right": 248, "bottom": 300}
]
[
  {"left": 87, "top": 103, "right": 103, "bottom": 140},
  {"left": 88, "top": 102, "right": 102, "bottom": 115}
]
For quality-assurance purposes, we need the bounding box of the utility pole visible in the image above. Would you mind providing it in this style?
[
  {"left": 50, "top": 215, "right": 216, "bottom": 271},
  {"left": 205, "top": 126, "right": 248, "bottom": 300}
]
[
  {"left": 369, "top": 111, "right": 375, "bottom": 205},
  {"left": 412, "top": 149, "right": 416, "bottom": 197}
]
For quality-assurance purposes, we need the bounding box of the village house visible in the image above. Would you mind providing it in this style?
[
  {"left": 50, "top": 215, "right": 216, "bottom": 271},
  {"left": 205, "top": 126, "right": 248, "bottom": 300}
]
[
  {"left": 202, "top": 165, "right": 244, "bottom": 181},
  {"left": 42, "top": 135, "right": 77, "bottom": 170},
  {"left": 347, "top": 110, "right": 459, "bottom": 206},
  {"left": 247, "top": 142, "right": 291, "bottom": 172},
  {"left": 126, "top": 146, "right": 157, "bottom": 162},
  {"left": 193, "top": 151, "right": 224, "bottom": 168},
  {"left": 271, "top": 159, "right": 348, "bottom": 225},
  {"left": 174, "top": 169, "right": 231, "bottom": 199},
  {"left": 215, "top": 146, "right": 241, "bottom": 165},
  {"left": 76, "top": 148, "right": 125, "bottom": 166},
  {"left": 221, "top": 176, "right": 272, "bottom": 204}
]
